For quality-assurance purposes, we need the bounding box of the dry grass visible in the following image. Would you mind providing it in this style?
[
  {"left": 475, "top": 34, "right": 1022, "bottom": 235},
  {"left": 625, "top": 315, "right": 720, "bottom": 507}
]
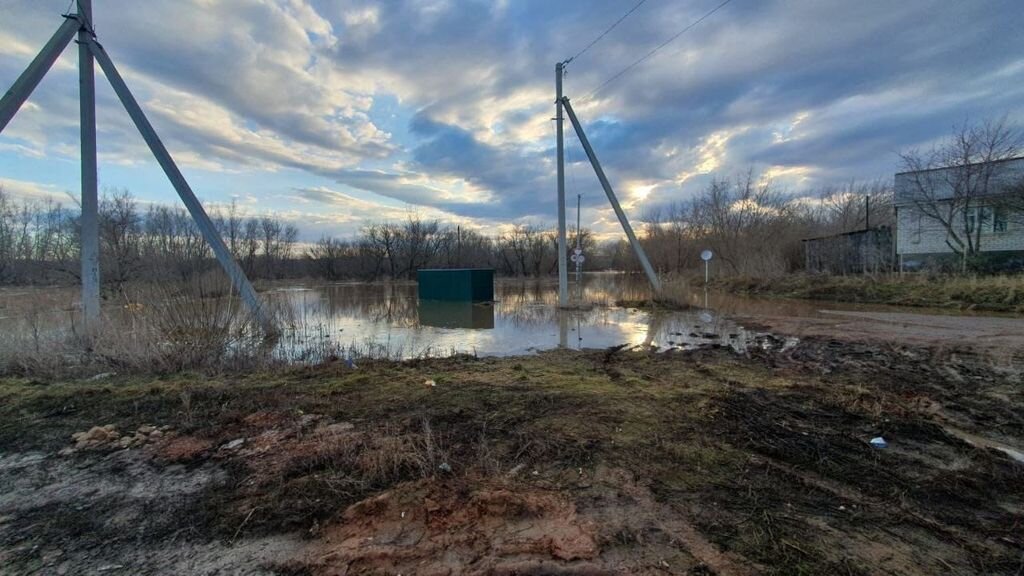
[
  {"left": 0, "top": 276, "right": 274, "bottom": 377},
  {"left": 718, "top": 273, "right": 1024, "bottom": 312}
]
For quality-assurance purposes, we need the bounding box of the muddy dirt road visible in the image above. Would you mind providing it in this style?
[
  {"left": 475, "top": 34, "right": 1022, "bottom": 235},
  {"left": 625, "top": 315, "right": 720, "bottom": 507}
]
[
  {"left": 1, "top": 339, "right": 1022, "bottom": 575},
  {"left": 728, "top": 306, "right": 1024, "bottom": 356}
]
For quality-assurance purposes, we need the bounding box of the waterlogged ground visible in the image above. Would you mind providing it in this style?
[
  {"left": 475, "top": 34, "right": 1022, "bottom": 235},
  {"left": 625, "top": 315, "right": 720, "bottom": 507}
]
[
  {"left": 267, "top": 274, "right": 1024, "bottom": 360},
  {"left": 1, "top": 339, "right": 1021, "bottom": 574},
  {"left": 269, "top": 275, "right": 786, "bottom": 359},
  {"left": 3, "top": 274, "right": 1024, "bottom": 362}
]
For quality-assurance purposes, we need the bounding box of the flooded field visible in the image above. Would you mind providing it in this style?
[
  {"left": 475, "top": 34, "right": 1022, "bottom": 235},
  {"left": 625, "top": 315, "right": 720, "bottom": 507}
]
[
  {"left": 270, "top": 274, "right": 787, "bottom": 359},
  {"left": 269, "top": 273, "right": 1024, "bottom": 360},
  {"left": 3, "top": 273, "right": 1023, "bottom": 362}
]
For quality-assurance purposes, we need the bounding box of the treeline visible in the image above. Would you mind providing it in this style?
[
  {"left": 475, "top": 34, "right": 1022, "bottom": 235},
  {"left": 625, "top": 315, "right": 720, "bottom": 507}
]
[
  {"left": 0, "top": 188, "right": 299, "bottom": 287},
  {"left": 307, "top": 221, "right": 600, "bottom": 280},
  {"left": 0, "top": 186, "right": 597, "bottom": 286},
  {"left": 1, "top": 171, "right": 893, "bottom": 288},
  {"left": 634, "top": 172, "right": 894, "bottom": 277}
]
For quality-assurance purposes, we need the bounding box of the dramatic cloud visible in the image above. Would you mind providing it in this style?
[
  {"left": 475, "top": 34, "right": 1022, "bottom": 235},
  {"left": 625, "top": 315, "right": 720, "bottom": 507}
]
[{"left": 1, "top": 0, "right": 1022, "bottom": 239}]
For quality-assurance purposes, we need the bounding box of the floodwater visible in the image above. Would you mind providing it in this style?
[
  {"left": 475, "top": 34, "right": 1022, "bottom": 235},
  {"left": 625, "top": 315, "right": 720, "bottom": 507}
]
[
  {"left": 270, "top": 274, "right": 799, "bottom": 360},
  {"left": 266, "top": 273, "right": 1024, "bottom": 360},
  {"left": 3, "top": 274, "right": 1022, "bottom": 360}
]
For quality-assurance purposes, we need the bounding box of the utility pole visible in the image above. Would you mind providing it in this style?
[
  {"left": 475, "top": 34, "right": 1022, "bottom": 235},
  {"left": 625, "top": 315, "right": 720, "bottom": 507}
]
[
  {"left": 0, "top": 7, "right": 274, "bottom": 334},
  {"left": 78, "top": 0, "right": 100, "bottom": 328},
  {"left": 865, "top": 195, "right": 870, "bottom": 231},
  {"left": 555, "top": 62, "right": 568, "bottom": 307}
]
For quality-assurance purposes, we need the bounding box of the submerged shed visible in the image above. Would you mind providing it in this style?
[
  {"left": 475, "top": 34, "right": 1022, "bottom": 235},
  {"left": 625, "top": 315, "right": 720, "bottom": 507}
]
[{"left": 417, "top": 268, "right": 495, "bottom": 302}]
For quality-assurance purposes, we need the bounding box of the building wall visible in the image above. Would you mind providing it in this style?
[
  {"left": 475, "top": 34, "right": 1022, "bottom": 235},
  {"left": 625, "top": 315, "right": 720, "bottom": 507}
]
[
  {"left": 894, "top": 157, "right": 1024, "bottom": 257},
  {"left": 805, "top": 227, "right": 893, "bottom": 274},
  {"left": 895, "top": 203, "right": 1024, "bottom": 255}
]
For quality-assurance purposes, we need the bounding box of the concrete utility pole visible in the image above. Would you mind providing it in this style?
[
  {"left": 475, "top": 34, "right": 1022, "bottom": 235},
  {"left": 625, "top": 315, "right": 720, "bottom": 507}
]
[
  {"left": 0, "top": 8, "right": 274, "bottom": 334},
  {"left": 78, "top": 0, "right": 100, "bottom": 328},
  {"left": 561, "top": 97, "right": 661, "bottom": 292},
  {"left": 555, "top": 62, "right": 568, "bottom": 307}
]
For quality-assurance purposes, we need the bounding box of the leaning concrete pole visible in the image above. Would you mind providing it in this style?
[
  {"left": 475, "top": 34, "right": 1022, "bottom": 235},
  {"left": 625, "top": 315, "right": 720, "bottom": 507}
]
[
  {"left": 87, "top": 39, "right": 274, "bottom": 334},
  {"left": 78, "top": 1, "right": 100, "bottom": 327},
  {"left": 555, "top": 63, "right": 569, "bottom": 307},
  {"left": 561, "top": 97, "right": 661, "bottom": 292},
  {"left": 0, "top": 17, "right": 79, "bottom": 132}
]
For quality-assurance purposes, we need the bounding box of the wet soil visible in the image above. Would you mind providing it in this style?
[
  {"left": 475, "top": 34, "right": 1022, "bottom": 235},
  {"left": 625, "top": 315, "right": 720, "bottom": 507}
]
[
  {"left": 1, "top": 338, "right": 1022, "bottom": 575},
  {"left": 739, "top": 308, "right": 1024, "bottom": 356}
]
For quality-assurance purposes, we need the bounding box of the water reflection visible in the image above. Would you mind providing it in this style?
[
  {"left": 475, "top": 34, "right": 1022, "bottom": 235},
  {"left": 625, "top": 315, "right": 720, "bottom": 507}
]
[
  {"left": 3, "top": 275, "right": 1017, "bottom": 362},
  {"left": 419, "top": 301, "right": 495, "bottom": 329},
  {"left": 268, "top": 274, "right": 798, "bottom": 360}
]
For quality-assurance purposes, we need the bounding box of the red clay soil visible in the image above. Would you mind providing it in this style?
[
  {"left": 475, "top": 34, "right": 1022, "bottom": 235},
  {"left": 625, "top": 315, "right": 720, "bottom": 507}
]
[
  {"left": 289, "top": 465, "right": 762, "bottom": 576},
  {"left": 301, "top": 478, "right": 601, "bottom": 575}
]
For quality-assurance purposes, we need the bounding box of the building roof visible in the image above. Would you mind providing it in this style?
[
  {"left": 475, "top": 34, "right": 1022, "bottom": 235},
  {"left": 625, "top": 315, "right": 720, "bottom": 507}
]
[
  {"left": 802, "top": 226, "right": 889, "bottom": 243},
  {"left": 894, "top": 155, "right": 1024, "bottom": 205},
  {"left": 894, "top": 154, "right": 1024, "bottom": 177}
]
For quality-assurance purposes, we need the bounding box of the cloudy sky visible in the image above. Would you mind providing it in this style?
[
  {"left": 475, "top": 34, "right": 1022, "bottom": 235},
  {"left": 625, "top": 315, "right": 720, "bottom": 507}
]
[{"left": 1, "top": 0, "right": 1022, "bottom": 240}]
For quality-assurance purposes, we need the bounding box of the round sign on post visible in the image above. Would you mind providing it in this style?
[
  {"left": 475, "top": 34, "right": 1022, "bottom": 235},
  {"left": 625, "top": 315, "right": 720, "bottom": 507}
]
[{"left": 701, "top": 250, "right": 713, "bottom": 285}]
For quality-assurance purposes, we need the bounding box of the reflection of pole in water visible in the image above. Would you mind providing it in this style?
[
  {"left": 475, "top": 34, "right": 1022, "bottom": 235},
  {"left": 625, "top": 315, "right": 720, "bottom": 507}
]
[
  {"left": 573, "top": 193, "right": 584, "bottom": 305},
  {"left": 576, "top": 313, "right": 583, "bottom": 348},
  {"left": 558, "top": 311, "right": 568, "bottom": 348},
  {"left": 644, "top": 312, "right": 666, "bottom": 349}
]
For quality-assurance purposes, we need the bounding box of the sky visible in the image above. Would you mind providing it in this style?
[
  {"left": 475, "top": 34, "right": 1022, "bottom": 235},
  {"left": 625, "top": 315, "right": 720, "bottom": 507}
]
[{"left": 1, "top": 0, "right": 1023, "bottom": 241}]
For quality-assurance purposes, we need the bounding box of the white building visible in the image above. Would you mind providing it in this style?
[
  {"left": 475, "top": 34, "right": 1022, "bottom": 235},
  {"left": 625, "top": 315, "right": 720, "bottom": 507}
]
[{"left": 894, "top": 156, "right": 1024, "bottom": 270}]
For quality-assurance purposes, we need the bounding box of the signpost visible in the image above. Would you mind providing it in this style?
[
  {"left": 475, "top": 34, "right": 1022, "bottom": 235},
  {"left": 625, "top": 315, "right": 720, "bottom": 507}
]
[{"left": 701, "top": 249, "right": 713, "bottom": 286}]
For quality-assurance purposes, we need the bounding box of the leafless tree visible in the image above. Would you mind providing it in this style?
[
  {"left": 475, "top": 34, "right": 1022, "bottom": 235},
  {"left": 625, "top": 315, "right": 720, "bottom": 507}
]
[
  {"left": 899, "top": 118, "right": 1022, "bottom": 270},
  {"left": 306, "top": 235, "right": 349, "bottom": 280},
  {"left": 99, "top": 189, "right": 143, "bottom": 288}
]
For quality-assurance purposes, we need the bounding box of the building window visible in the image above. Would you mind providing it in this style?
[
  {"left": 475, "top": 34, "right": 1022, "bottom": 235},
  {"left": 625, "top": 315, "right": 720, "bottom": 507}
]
[
  {"left": 994, "top": 206, "right": 1008, "bottom": 233},
  {"left": 966, "top": 206, "right": 995, "bottom": 234},
  {"left": 980, "top": 206, "right": 993, "bottom": 231}
]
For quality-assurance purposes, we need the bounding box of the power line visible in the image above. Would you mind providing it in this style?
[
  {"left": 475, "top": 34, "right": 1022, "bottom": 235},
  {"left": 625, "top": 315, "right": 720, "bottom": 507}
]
[
  {"left": 581, "top": 0, "right": 735, "bottom": 101},
  {"left": 564, "top": 0, "right": 649, "bottom": 66}
]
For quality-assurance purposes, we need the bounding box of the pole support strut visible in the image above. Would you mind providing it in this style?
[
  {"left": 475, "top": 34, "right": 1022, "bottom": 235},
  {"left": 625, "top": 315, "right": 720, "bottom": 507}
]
[
  {"left": 560, "top": 96, "right": 661, "bottom": 293},
  {"left": 0, "top": 17, "right": 79, "bottom": 133},
  {"left": 87, "top": 38, "right": 274, "bottom": 333}
]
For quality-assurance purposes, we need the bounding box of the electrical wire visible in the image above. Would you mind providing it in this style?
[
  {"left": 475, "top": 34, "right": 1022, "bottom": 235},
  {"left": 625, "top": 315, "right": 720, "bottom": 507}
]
[
  {"left": 564, "top": 0, "right": 650, "bottom": 66},
  {"left": 580, "top": 0, "right": 734, "bottom": 101}
]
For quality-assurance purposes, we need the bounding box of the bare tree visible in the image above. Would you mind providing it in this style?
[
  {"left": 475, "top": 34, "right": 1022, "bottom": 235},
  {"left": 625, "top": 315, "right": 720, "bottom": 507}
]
[
  {"left": 99, "top": 189, "right": 143, "bottom": 288},
  {"left": 306, "top": 235, "right": 349, "bottom": 280},
  {"left": 899, "top": 118, "right": 1022, "bottom": 271}
]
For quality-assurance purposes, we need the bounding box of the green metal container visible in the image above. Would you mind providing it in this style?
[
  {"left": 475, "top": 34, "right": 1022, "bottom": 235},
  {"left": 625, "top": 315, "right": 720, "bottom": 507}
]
[{"left": 417, "top": 268, "right": 494, "bottom": 302}]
